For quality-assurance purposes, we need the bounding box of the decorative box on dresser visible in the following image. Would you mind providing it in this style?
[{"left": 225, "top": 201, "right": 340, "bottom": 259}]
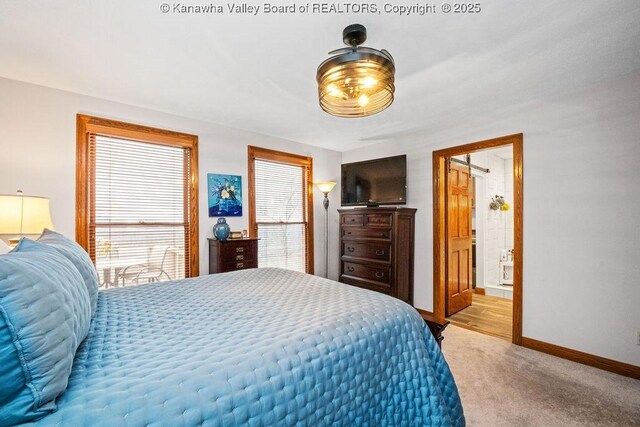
[
  {"left": 338, "top": 207, "right": 417, "bottom": 305},
  {"left": 208, "top": 238, "right": 258, "bottom": 274}
]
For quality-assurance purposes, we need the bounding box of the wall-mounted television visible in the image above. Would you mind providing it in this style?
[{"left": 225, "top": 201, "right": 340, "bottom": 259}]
[{"left": 341, "top": 155, "right": 407, "bottom": 207}]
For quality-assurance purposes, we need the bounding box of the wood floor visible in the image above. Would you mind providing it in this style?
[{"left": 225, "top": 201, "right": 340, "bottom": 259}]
[{"left": 446, "top": 292, "right": 513, "bottom": 341}]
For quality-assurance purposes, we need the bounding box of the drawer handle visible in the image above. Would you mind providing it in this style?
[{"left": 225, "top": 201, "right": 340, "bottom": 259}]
[
  {"left": 236, "top": 247, "right": 244, "bottom": 253},
  {"left": 347, "top": 266, "right": 355, "bottom": 272},
  {"left": 375, "top": 272, "right": 384, "bottom": 278},
  {"left": 346, "top": 231, "right": 352, "bottom": 235},
  {"left": 350, "top": 218, "right": 356, "bottom": 222},
  {"left": 236, "top": 262, "right": 244, "bottom": 269},
  {"left": 236, "top": 255, "right": 244, "bottom": 261},
  {"left": 375, "top": 250, "right": 385, "bottom": 256},
  {"left": 347, "top": 246, "right": 355, "bottom": 253},
  {"left": 379, "top": 232, "right": 386, "bottom": 237}
]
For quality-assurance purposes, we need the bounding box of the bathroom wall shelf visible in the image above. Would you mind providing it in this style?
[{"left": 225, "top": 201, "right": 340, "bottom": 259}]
[{"left": 499, "top": 261, "right": 514, "bottom": 285}]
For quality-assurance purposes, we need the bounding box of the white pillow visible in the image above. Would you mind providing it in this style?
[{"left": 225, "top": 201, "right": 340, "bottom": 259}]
[{"left": 0, "top": 239, "right": 11, "bottom": 255}]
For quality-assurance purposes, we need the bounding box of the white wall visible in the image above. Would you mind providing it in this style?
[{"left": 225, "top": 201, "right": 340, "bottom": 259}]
[
  {"left": 342, "top": 72, "right": 640, "bottom": 366},
  {"left": 0, "top": 78, "right": 342, "bottom": 280}
]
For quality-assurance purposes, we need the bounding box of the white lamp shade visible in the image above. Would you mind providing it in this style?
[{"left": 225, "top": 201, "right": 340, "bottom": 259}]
[
  {"left": 0, "top": 194, "right": 54, "bottom": 235},
  {"left": 315, "top": 181, "right": 337, "bottom": 194}
]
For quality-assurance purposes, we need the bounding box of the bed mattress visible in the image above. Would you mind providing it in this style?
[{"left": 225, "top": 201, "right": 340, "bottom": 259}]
[{"left": 27, "top": 268, "right": 464, "bottom": 426}]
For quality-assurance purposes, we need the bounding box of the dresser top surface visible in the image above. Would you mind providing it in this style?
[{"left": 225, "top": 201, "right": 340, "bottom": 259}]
[
  {"left": 338, "top": 207, "right": 417, "bottom": 214},
  {"left": 208, "top": 238, "right": 259, "bottom": 242}
]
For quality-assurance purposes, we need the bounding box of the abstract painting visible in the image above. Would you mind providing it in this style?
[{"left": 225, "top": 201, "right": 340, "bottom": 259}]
[{"left": 208, "top": 174, "right": 242, "bottom": 217}]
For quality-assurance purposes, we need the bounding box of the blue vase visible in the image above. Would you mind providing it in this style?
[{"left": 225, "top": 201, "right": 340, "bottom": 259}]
[{"left": 213, "top": 218, "right": 230, "bottom": 241}]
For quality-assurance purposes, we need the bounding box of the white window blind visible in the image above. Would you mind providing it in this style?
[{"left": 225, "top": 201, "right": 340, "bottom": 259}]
[
  {"left": 89, "top": 135, "right": 191, "bottom": 288},
  {"left": 254, "top": 159, "right": 308, "bottom": 272}
]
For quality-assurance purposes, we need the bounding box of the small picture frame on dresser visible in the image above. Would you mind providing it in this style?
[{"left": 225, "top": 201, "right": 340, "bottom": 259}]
[{"left": 229, "top": 231, "right": 243, "bottom": 240}]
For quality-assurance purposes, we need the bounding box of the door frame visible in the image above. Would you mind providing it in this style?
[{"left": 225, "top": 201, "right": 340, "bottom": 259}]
[{"left": 433, "top": 133, "right": 523, "bottom": 345}]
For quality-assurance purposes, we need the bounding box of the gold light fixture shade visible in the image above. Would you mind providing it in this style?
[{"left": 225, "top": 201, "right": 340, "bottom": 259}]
[
  {"left": 0, "top": 191, "right": 54, "bottom": 243},
  {"left": 317, "top": 25, "right": 395, "bottom": 118},
  {"left": 315, "top": 181, "right": 337, "bottom": 195}
]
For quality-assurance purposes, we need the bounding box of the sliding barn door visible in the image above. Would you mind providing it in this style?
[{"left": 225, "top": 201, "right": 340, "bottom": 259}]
[{"left": 446, "top": 160, "right": 473, "bottom": 316}]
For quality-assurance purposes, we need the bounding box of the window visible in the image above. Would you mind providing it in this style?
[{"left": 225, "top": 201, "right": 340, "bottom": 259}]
[
  {"left": 248, "top": 146, "right": 314, "bottom": 274},
  {"left": 76, "top": 115, "right": 198, "bottom": 288}
]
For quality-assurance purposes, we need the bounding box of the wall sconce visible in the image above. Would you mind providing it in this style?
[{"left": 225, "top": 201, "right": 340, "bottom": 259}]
[{"left": 489, "top": 195, "right": 510, "bottom": 211}]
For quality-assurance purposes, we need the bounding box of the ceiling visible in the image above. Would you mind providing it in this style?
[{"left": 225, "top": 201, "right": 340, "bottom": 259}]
[
  {"left": 489, "top": 146, "right": 513, "bottom": 160},
  {"left": 1, "top": 1, "right": 639, "bottom": 151}
]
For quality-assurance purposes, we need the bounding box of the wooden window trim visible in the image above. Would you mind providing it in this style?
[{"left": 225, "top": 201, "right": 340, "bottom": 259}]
[
  {"left": 247, "top": 145, "right": 314, "bottom": 274},
  {"left": 76, "top": 114, "right": 199, "bottom": 277}
]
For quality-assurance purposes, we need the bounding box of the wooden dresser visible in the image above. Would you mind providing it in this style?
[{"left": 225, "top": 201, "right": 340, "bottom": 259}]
[
  {"left": 338, "top": 207, "right": 417, "bottom": 305},
  {"left": 208, "top": 238, "right": 258, "bottom": 274}
]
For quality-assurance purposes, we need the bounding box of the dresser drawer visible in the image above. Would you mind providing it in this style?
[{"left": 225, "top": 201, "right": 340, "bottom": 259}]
[
  {"left": 221, "top": 252, "right": 256, "bottom": 263},
  {"left": 364, "top": 213, "right": 393, "bottom": 227},
  {"left": 342, "top": 227, "right": 392, "bottom": 240},
  {"left": 340, "top": 276, "right": 392, "bottom": 295},
  {"left": 342, "top": 241, "right": 391, "bottom": 262},
  {"left": 341, "top": 214, "right": 364, "bottom": 226},
  {"left": 221, "top": 259, "right": 257, "bottom": 272},
  {"left": 342, "top": 262, "right": 391, "bottom": 285},
  {"left": 220, "top": 248, "right": 256, "bottom": 263},
  {"left": 220, "top": 241, "right": 256, "bottom": 260}
]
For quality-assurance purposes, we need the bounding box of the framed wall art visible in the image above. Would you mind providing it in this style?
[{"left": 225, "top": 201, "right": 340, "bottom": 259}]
[{"left": 208, "top": 174, "right": 242, "bottom": 217}]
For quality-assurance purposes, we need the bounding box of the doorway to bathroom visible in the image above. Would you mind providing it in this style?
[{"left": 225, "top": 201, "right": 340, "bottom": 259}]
[{"left": 433, "top": 134, "right": 523, "bottom": 344}]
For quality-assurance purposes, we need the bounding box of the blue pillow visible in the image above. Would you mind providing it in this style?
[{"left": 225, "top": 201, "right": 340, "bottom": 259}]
[
  {"left": 38, "top": 229, "right": 99, "bottom": 316},
  {"left": 0, "top": 239, "right": 91, "bottom": 426}
]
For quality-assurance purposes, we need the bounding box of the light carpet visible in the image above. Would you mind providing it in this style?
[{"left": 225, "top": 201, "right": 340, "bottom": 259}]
[{"left": 442, "top": 325, "right": 640, "bottom": 426}]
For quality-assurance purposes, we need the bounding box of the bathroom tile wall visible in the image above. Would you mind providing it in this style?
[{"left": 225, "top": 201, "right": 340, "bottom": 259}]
[
  {"left": 484, "top": 153, "right": 506, "bottom": 287},
  {"left": 504, "top": 158, "right": 515, "bottom": 250}
]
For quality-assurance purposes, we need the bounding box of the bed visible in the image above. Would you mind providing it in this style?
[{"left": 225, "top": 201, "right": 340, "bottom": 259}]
[{"left": 2, "top": 237, "right": 464, "bottom": 426}]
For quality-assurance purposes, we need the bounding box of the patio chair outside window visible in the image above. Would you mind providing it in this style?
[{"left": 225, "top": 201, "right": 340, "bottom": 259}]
[
  {"left": 76, "top": 116, "right": 199, "bottom": 287},
  {"left": 118, "top": 246, "right": 174, "bottom": 285}
]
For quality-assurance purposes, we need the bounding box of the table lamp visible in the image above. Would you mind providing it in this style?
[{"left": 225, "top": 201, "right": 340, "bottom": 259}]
[{"left": 0, "top": 190, "right": 54, "bottom": 245}]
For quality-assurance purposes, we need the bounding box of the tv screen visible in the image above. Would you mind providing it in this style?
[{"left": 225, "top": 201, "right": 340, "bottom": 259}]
[{"left": 341, "top": 155, "right": 407, "bottom": 206}]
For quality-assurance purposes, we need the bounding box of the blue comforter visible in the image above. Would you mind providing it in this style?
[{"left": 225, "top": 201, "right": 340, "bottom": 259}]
[{"left": 29, "top": 268, "right": 464, "bottom": 426}]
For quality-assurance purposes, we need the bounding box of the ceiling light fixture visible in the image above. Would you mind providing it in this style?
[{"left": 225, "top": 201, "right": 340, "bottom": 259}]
[{"left": 316, "top": 24, "right": 395, "bottom": 118}]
